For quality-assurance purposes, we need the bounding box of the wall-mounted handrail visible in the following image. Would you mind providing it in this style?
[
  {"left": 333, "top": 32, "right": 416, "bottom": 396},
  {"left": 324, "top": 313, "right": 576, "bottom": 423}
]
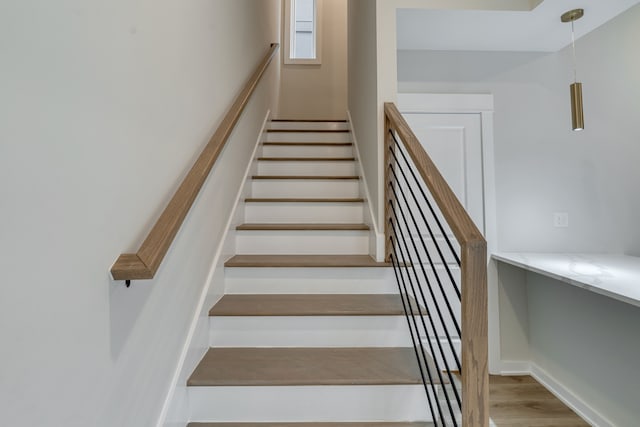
[
  {"left": 111, "top": 43, "right": 280, "bottom": 283},
  {"left": 384, "top": 102, "right": 488, "bottom": 426}
]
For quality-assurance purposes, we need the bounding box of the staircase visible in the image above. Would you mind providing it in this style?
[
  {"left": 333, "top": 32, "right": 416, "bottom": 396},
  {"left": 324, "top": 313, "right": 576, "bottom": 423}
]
[{"left": 184, "top": 120, "right": 439, "bottom": 426}]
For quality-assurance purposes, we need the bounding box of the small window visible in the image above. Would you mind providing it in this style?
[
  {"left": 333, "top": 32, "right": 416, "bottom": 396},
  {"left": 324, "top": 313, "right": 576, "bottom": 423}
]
[{"left": 284, "top": 0, "right": 322, "bottom": 64}]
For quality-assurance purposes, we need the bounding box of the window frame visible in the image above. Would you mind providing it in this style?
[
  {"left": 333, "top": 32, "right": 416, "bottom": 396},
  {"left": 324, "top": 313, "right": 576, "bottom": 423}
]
[{"left": 284, "top": 0, "right": 322, "bottom": 65}]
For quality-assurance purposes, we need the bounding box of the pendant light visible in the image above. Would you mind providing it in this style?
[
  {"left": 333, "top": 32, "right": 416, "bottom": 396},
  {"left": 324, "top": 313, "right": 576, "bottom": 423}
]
[{"left": 561, "top": 8, "right": 585, "bottom": 131}]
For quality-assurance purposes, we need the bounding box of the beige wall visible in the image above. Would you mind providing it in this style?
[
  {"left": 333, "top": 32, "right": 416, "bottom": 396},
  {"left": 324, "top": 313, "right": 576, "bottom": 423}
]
[
  {"left": 0, "top": 1, "right": 280, "bottom": 426},
  {"left": 347, "top": 0, "right": 380, "bottom": 227},
  {"left": 277, "top": 0, "right": 348, "bottom": 119}
]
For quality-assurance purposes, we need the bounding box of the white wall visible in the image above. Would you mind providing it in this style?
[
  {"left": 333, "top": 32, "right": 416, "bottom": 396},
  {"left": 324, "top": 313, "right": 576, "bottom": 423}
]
[
  {"left": 398, "top": 5, "right": 640, "bottom": 424},
  {"left": 398, "top": 5, "right": 640, "bottom": 256},
  {"left": 0, "top": 1, "right": 280, "bottom": 426},
  {"left": 278, "top": 0, "right": 348, "bottom": 119}
]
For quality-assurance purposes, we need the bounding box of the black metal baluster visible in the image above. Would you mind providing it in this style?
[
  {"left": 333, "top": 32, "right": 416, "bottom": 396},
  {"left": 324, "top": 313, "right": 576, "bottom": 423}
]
[
  {"left": 391, "top": 131, "right": 462, "bottom": 267},
  {"left": 389, "top": 166, "right": 463, "bottom": 339},
  {"left": 389, "top": 210, "right": 461, "bottom": 422},
  {"left": 389, "top": 141, "right": 462, "bottom": 299},
  {"left": 389, "top": 236, "right": 447, "bottom": 426},
  {"left": 391, "top": 131, "right": 463, "bottom": 271},
  {"left": 390, "top": 186, "right": 463, "bottom": 377},
  {"left": 388, "top": 163, "right": 443, "bottom": 426},
  {"left": 389, "top": 251, "right": 441, "bottom": 427},
  {"left": 385, "top": 127, "right": 474, "bottom": 426}
]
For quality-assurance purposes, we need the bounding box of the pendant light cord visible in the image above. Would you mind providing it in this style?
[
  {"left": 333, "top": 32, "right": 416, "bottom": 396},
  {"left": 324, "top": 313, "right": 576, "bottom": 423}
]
[{"left": 571, "top": 20, "right": 577, "bottom": 82}]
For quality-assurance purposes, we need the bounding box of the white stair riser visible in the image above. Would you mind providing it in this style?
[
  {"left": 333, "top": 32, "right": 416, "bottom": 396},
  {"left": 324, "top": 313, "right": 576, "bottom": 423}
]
[
  {"left": 209, "top": 316, "right": 414, "bottom": 347},
  {"left": 266, "top": 132, "right": 351, "bottom": 143},
  {"left": 258, "top": 160, "right": 356, "bottom": 176},
  {"left": 188, "top": 385, "right": 432, "bottom": 422},
  {"left": 236, "top": 230, "right": 369, "bottom": 255},
  {"left": 245, "top": 202, "right": 364, "bottom": 223},
  {"left": 251, "top": 180, "right": 360, "bottom": 198},
  {"left": 268, "top": 122, "right": 349, "bottom": 131},
  {"left": 224, "top": 267, "right": 398, "bottom": 294},
  {"left": 262, "top": 145, "right": 353, "bottom": 157}
]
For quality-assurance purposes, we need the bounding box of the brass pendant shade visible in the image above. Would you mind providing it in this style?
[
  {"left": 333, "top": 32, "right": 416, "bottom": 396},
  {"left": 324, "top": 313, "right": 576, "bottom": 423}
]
[{"left": 570, "top": 82, "right": 584, "bottom": 131}]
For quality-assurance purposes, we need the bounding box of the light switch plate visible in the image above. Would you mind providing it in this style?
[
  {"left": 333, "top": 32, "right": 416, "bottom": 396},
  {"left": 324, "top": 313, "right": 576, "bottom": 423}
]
[{"left": 553, "top": 212, "right": 569, "bottom": 228}]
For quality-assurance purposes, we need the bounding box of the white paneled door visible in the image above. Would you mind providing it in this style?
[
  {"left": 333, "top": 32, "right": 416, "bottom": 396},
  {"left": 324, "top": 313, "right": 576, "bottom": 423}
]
[
  {"left": 401, "top": 112, "right": 484, "bottom": 234},
  {"left": 397, "top": 111, "right": 485, "bottom": 366},
  {"left": 398, "top": 92, "right": 499, "bottom": 374}
]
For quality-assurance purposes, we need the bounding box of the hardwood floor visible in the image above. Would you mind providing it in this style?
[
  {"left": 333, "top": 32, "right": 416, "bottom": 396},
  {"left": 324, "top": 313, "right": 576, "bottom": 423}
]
[{"left": 490, "top": 375, "right": 590, "bottom": 426}]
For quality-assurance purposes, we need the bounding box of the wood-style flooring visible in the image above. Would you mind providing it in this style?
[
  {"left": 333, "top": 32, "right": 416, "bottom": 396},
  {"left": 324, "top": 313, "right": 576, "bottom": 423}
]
[{"left": 490, "top": 375, "right": 590, "bottom": 426}]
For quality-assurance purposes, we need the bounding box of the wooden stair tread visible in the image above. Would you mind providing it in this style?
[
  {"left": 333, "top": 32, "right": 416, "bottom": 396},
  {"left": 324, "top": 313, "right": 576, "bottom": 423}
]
[
  {"left": 263, "top": 142, "right": 353, "bottom": 146},
  {"left": 271, "top": 119, "right": 348, "bottom": 122},
  {"left": 258, "top": 157, "right": 355, "bottom": 161},
  {"left": 245, "top": 198, "right": 364, "bottom": 203},
  {"left": 187, "top": 347, "right": 442, "bottom": 386},
  {"left": 225, "top": 255, "right": 390, "bottom": 268},
  {"left": 267, "top": 129, "right": 350, "bottom": 133},
  {"left": 188, "top": 423, "right": 432, "bottom": 426},
  {"left": 252, "top": 175, "right": 359, "bottom": 180},
  {"left": 236, "top": 223, "right": 369, "bottom": 231},
  {"left": 209, "top": 294, "right": 423, "bottom": 317}
]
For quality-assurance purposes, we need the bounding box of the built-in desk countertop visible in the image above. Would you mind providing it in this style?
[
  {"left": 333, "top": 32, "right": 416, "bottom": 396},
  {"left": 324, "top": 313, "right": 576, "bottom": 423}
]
[{"left": 492, "top": 253, "right": 640, "bottom": 308}]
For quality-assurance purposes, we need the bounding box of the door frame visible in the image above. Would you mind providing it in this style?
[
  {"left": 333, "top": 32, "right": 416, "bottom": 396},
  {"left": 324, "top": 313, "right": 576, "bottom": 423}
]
[{"left": 397, "top": 93, "right": 501, "bottom": 374}]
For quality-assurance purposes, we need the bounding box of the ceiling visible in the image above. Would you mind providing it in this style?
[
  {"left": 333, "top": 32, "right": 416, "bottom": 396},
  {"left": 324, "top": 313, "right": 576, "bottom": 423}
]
[{"left": 397, "top": 0, "right": 640, "bottom": 52}]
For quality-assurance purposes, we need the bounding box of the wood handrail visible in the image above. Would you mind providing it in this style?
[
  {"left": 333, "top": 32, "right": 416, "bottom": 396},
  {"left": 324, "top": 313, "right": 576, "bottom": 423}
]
[
  {"left": 111, "top": 43, "right": 279, "bottom": 282},
  {"left": 384, "top": 102, "right": 489, "bottom": 426}
]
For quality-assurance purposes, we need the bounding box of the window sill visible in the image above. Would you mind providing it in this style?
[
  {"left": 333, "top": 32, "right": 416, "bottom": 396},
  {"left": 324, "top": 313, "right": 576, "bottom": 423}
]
[{"left": 284, "top": 58, "right": 322, "bottom": 65}]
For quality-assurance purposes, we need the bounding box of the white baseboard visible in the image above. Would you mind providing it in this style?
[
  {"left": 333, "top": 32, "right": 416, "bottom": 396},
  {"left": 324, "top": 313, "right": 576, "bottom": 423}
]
[
  {"left": 530, "top": 363, "right": 613, "bottom": 427},
  {"left": 155, "top": 110, "right": 271, "bottom": 427},
  {"left": 374, "top": 232, "right": 385, "bottom": 262},
  {"left": 347, "top": 110, "right": 385, "bottom": 262},
  {"left": 499, "top": 360, "right": 531, "bottom": 376}
]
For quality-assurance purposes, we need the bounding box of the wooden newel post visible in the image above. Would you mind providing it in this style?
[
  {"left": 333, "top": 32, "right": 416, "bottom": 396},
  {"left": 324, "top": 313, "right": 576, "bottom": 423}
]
[{"left": 461, "top": 241, "right": 489, "bottom": 427}]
